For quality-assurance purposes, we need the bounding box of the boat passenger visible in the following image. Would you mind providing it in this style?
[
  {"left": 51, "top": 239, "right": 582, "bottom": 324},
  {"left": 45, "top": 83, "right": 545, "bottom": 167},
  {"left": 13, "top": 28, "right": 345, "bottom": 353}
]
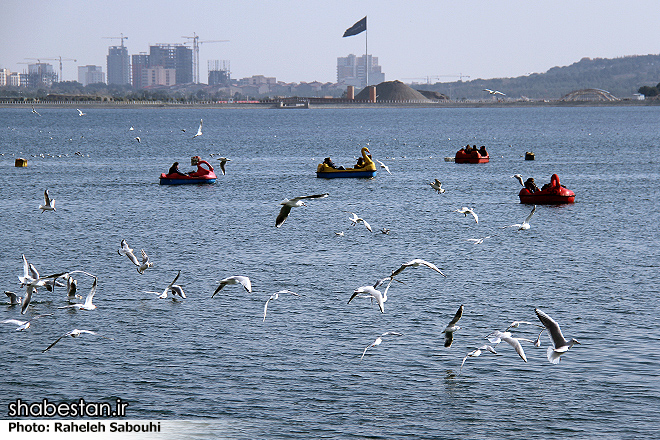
[
  {"left": 168, "top": 162, "right": 187, "bottom": 177},
  {"left": 355, "top": 157, "right": 365, "bottom": 168},
  {"left": 479, "top": 146, "right": 487, "bottom": 156},
  {"left": 465, "top": 145, "right": 473, "bottom": 154},
  {"left": 323, "top": 157, "right": 337, "bottom": 168},
  {"left": 524, "top": 177, "right": 539, "bottom": 193}
]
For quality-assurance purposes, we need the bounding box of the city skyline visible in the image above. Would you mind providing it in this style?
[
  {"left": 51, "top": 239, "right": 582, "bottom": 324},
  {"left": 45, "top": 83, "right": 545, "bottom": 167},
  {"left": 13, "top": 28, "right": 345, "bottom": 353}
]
[{"left": 1, "top": 0, "right": 659, "bottom": 85}]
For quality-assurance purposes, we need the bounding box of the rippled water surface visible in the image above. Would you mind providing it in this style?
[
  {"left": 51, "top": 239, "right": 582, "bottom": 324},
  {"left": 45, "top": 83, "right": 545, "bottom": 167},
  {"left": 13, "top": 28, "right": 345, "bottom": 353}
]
[{"left": 1, "top": 106, "right": 659, "bottom": 439}]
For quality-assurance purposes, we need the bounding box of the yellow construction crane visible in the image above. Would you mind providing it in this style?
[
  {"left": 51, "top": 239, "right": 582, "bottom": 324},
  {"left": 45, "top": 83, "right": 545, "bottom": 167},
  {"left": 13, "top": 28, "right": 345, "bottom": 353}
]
[
  {"left": 103, "top": 33, "right": 128, "bottom": 48},
  {"left": 182, "top": 33, "right": 229, "bottom": 84},
  {"left": 24, "top": 56, "right": 77, "bottom": 82},
  {"left": 403, "top": 74, "right": 470, "bottom": 84}
]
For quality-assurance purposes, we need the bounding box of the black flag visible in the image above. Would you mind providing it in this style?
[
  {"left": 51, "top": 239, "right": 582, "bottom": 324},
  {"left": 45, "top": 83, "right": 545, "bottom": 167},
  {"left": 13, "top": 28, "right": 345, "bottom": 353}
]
[{"left": 343, "top": 17, "right": 366, "bottom": 37}]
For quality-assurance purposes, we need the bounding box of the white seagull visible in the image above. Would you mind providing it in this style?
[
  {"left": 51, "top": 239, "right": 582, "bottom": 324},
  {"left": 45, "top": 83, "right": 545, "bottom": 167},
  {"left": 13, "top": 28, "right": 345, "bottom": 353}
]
[
  {"left": 429, "top": 179, "right": 445, "bottom": 194},
  {"left": 145, "top": 270, "right": 185, "bottom": 299},
  {"left": 486, "top": 330, "right": 538, "bottom": 363},
  {"left": 31, "top": 105, "right": 41, "bottom": 116},
  {"left": 39, "top": 189, "right": 55, "bottom": 212},
  {"left": 459, "top": 345, "right": 498, "bottom": 374},
  {"left": 535, "top": 308, "right": 580, "bottom": 364},
  {"left": 443, "top": 305, "right": 463, "bottom": 348},
  {"left": 4, "top": 291, "right": 21, "bottom": 305},
  {"left": 192, "top": 119, "right": 203, "bottom": 138},
  {"left": 348, "top": 212, "right": 372, "bottom": 232},
  {"left": 263, "top": 290, "right": 300, "bottom": 322},
  {"left": 42, "top": 329, "right": 114, "bottom": 353},
  {"left": 59, "top": 277, "right": 98, "bottom": 310},
  {"left": 212, "top": 276, "right": 252, "bottom": 297},
  {"left": 375, "top": 159, "right": 392, "bottom": 175},
  {"left": 391, "top": 258, "right": 446, "bottom": 278},
  {"left": 117, "top": 239, "right": 141, "bottom": 267},
  {"left": 216, "top": 157, "right": 231, "bottom": 175},
  {"left": 454, "top": 207, "right": 478, "bottom": 224},
  {"left": 276, "top": 193, "right": 329, "bottom": 227},
  {"left": 361, "top": 332, "right": 403, "bottom": 360},
  {"left": 135, "top": 137, "right": 141, "bottom": 143},
  {"left": 503, "top": 205, "right": 536, "bottom": 230},
  {"left": 136, "top": 249, "right": 154, "bottom": 274},
  {"left": 511, "top": 174, "right": 524, "bottom": 187},
  {"left": 484, "top": 88, "right": 506, "bottom": 96},
  {"left": 76, "top": 108, "right": 85, "bottom": 116},
  {"left": 466, "top": 236, "right": 491, "bottom": 245},
  {"left": 348, "top": 284, "right": 390, "bottom": 314},
  {"left": 2, "top": 313, "right": 52, "bottom": 331}
]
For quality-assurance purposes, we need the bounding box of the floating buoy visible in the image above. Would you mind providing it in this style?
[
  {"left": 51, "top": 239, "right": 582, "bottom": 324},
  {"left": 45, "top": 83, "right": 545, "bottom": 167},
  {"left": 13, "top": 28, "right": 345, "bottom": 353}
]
[
  {"left": 15, "top": 158, "right": 27, "bottom": 167},
  {"left": 525, "top": 152, "right": 535, "bottom": 160}
]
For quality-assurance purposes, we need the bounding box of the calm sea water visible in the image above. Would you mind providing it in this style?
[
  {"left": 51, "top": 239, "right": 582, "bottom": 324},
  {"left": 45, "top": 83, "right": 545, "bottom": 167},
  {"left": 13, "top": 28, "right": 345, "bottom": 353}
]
[{"left": 1, "top": 105, "right": 659, "bottom": 439}]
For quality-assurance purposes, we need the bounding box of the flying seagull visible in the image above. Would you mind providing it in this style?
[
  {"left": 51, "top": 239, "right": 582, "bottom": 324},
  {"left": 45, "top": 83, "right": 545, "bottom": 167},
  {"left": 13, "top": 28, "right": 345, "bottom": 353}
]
[
  {"left": 263, "top": 290, "right": 300, "bottom": 322},
  {"left": 348, "top": 284, "right": 391, "bottom": 314},
  {"left": 136, "top": 249, "right": 153, "bottom": 274},
  {"left": 391, "top": 258, "right": 446, "bottom": 278},
  {"left": 348, "top": 212, "right": 372, "bottom": 232},
  {"left": 135, "top": 137, "right": 141, "bottom": 143},
  {"left": 145, "top": 270, "right": 184, "bottom": 299},
  {"left": 212, "top": 276, "right": 252, "bottom": 297},
  {"left": 192, "top": 119, "right": 203, "bottom": 138},
  {"left": 276, "top": 193, "right": 329, "bottom": 227},
  {"left": 4, "top": 291, "right": 21, "bottom": 305},
  {"left": 443, "top": 305, "right": 464, "bottom": 348},
  {"left": 361, "top": 332, "right": 403, "bottom": 360},
  {"left": 117, "top": 239, "right": 140, "bottom": 267},
  {"left": 459, "top": 345, "right": 498, "bottom": 374},
  {"left": 2, "top": 313, "right": 52, "bottom": 331},
  {"left": 511, "top": 174, "right": 524, "bottom": 187},
  {"left": 31, "top": 105, "right": 41, "bottom": 116},
  {"left": 486, "top": 330, "right": 539, "bottom": 363},
  {"left": 76, "top": 108, "right": 85, "bottom": 116},
  {"left": 42, "top": 329, "right": 113, "bottom": 353},
  {"left": 503, "top": 205, "right": 536, "bottom": 230},
  {"left": 535, "top": 308, "right": 580, "bottom": 364},
  {"left": 454, "top": 207, "right": 478, "bottom": 224},
  {"left": 59, "top": 277, "right": 98, "bottom": 311},
  {"left": 375, "top": 159, "right": 392, "bottom": 175},
  {"left": 429, "top": 179, "right": 445, "bottom": 194},
  {"left": 484, "top": 88, "right": 505, "bottom": 96},
  {"left": 39, "top": 189, "right": 55, "bottom": 213},
  {"left": 216, "top": 157, "right": 231, "bottom": 175}
]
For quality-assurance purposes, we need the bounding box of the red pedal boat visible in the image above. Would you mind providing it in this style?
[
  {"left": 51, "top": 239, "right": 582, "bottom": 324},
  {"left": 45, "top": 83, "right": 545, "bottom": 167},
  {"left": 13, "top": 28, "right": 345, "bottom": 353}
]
[
  {"left": 160, "top": 156, "right": 217, "bottom": 185},
  {"left": 519, "top": 174, "right": 575, "bottom": 204}
]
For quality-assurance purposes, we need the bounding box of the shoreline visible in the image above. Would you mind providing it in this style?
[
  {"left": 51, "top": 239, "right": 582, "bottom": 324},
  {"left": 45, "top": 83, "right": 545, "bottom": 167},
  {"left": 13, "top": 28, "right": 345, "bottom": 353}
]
[{"left": 1, "top": 100, "right": 657, "bottom": 110}]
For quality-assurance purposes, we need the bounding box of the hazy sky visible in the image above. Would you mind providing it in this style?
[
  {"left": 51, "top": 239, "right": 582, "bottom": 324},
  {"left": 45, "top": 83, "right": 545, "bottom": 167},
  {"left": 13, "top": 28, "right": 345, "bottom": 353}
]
[{"left": 2, "top": 1, "right": 658, "bottom": 84}]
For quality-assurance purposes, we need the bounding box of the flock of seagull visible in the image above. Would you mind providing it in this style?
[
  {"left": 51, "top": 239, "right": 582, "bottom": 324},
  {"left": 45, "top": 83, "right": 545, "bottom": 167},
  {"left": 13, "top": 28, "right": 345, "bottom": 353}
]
[{"left": 4, "top": 112, "right": 579, "bottom": 372}]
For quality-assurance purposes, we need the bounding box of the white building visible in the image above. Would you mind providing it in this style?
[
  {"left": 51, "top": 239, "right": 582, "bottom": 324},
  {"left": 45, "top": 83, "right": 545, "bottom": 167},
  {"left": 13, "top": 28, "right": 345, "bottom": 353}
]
[
  {"left": 0, "top": 68, "right": 10, "bottom": 86},
  {"left": 143, "top": 66, "right": 176, "bottom": 87},
  {"left": 78, "top": 65, "right": 106, "bottom": 86},
  {"left": 337, "top": 54, "right": 384, "bottom": 87}
]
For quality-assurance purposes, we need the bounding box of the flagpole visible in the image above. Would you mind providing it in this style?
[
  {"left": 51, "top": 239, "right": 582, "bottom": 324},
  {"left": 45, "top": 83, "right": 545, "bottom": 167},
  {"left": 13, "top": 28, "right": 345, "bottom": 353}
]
[{"left": 365, "top": 27, "right": 368, "bottom": 87}]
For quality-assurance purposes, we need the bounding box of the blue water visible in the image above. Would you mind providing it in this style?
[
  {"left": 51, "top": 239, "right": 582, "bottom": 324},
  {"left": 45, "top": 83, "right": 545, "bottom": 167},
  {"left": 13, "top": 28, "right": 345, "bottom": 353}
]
[{"left": 1, "top": 106, "right": 659, "bottom": 439}]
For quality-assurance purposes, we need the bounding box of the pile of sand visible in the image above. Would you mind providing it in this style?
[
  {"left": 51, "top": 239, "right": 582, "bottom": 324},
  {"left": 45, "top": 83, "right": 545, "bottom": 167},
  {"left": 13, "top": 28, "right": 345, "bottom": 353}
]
[{"left": 354, "top": 80, "right": 431, "bottom": 102}]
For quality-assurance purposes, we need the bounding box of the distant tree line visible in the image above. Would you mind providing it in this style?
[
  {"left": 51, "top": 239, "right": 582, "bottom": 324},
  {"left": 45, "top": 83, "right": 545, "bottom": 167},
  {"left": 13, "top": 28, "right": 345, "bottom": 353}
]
[{"left": 638, "top": 82, "right": 660, "bottom": 97}]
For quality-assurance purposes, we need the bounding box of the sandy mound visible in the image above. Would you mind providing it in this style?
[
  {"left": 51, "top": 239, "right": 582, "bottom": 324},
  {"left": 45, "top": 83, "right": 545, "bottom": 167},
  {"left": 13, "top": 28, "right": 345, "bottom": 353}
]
[{"left": 355, "top": 80, "right": 431, "bottom": 102}]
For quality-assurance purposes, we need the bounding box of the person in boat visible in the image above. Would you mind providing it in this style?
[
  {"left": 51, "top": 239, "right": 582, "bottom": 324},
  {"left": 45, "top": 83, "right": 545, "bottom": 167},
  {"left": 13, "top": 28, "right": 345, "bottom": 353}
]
[
  {"left": 355, "top": 157, "right": 365, "bottom": 168},
  {"left": 479, "top": 146, "right": 487, "bottom": 156},
  {"left": 465, "top": 145, "right": 473, "bottom": 154},
  {"left": 524, "top": 177, "right": 539, "bottom": 193},
  {"left": 168, "top": 162, "right": 187, "bottom": 177}
]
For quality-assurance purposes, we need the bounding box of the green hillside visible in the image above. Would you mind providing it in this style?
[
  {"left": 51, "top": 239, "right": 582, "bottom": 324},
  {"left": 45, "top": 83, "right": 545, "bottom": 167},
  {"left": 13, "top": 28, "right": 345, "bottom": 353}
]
[{"left": 411, "top": 54, "right": 660, "bottom": 100}]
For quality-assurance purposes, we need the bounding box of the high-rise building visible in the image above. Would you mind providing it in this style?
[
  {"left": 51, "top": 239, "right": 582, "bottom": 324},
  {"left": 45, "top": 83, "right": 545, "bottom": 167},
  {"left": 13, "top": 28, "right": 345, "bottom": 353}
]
[
  {"left": 131, "top": 53, "right": 150, "bottom": 89},
  {"left": 149, "top": 44, "right": 192, "bottom": 85},
  {"left": 0, "top": 68, "right": 10, "bottom": 86},
  {"left": 143, "top": 67, "right": 176, "bottom": 87},
  {"left": 107, "top": 45, "right": 130, "bottom": 85},
  {"left": 27, "top": 63, "right": 57, "bottom": 88},
  {"left": 208, "top": 60, "right": 231, "bottom": 86},
  {"left": 337, "top": 54, "right": 384, "bottom": 87},
  {"left": 78, "top": 65, "right": 105, "bottom": 86}
]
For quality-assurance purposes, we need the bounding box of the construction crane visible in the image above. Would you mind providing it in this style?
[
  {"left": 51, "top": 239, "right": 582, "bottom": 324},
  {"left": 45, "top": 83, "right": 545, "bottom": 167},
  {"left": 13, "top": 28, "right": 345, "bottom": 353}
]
[
  {"left": 103, "top": 33, "right": 128, "bottom": 48},
  {"left": 402, "top": 74, "right": 470, "bottom": 84},
  {"left": 182, "top": 33, "right": 229, "bottom": 84},
  {"left": 24, "top": 56, "right": 77, "bottom": 82}
]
